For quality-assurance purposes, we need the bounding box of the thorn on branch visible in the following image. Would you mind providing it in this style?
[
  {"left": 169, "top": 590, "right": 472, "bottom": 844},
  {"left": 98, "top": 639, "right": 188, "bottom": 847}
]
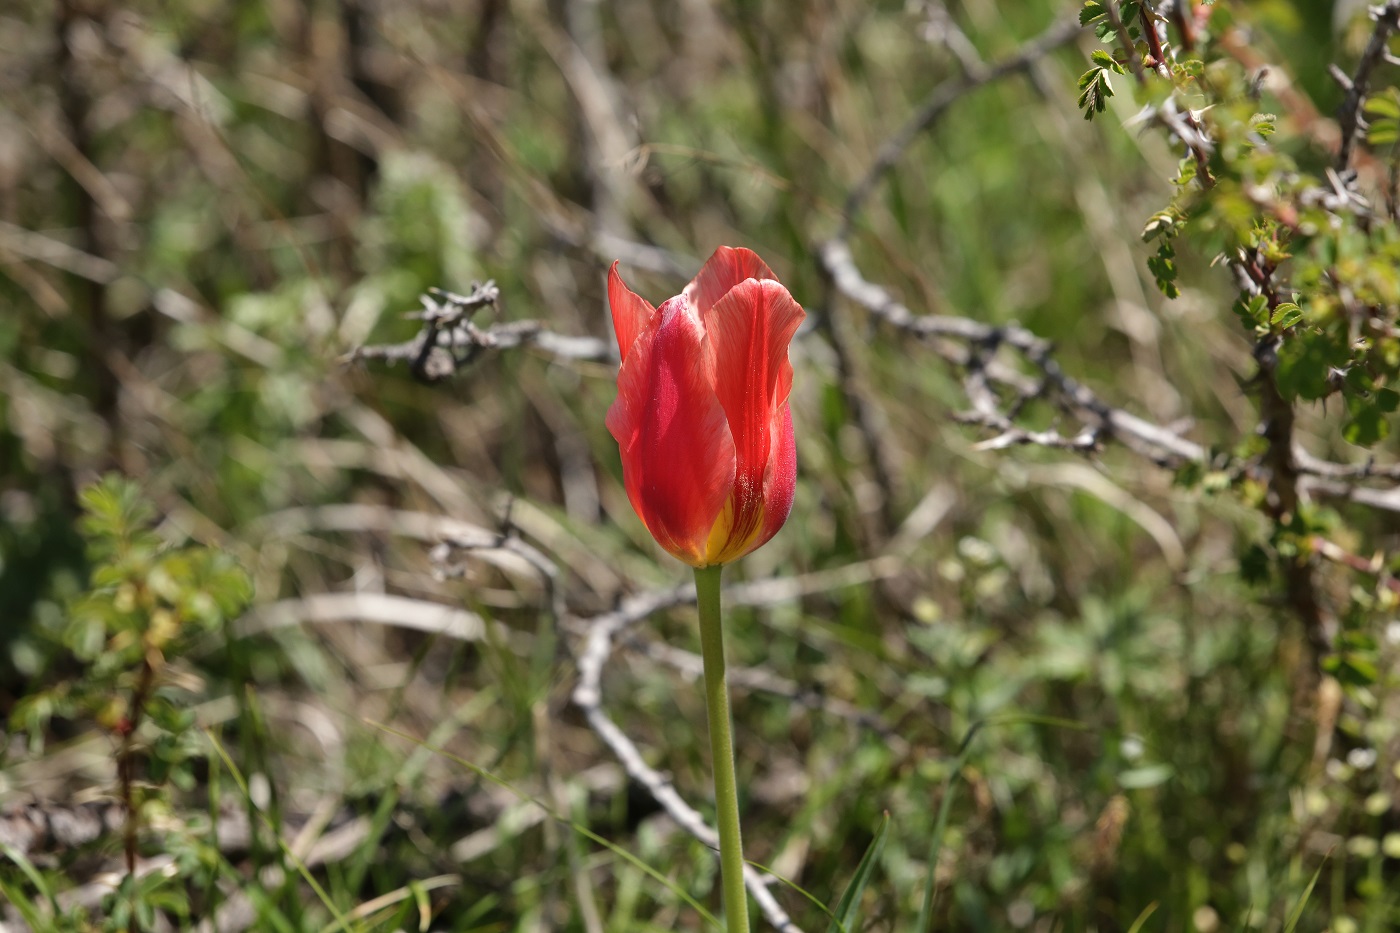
[
  {"left": 347, "top": 281, "right": 610, "bottom": 382},
  {"left": 818, "top": 239, "right": 1204, "bottom": 466}
]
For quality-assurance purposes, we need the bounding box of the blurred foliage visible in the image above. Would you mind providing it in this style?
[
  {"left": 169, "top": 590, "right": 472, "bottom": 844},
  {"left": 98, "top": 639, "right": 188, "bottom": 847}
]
[{"left": 4, "top": 0, "right": 1400, "bottom": 931}]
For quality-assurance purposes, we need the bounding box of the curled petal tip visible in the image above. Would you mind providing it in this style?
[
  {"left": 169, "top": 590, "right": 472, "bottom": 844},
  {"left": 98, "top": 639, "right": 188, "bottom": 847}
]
[
  {"left": 608, "top": 262, "right": 657, "bottom": 363},
  {"left": 685, "top": 246, "right": 779, "bottom": 320}
]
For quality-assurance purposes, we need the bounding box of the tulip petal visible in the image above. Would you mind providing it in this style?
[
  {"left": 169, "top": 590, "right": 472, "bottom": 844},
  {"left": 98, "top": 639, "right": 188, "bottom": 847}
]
[
  {"left": 756, "top": 402, "right": 798, "bottom": 548},
  {"left": 607, "top": 297, "right": 734, "bottom": 565},
  {"left": 702, "top": 278, "right": 804, "bottom": 562},
  {"left": 608, "top": 261, "right": 657, "bottom": 362},
  {"left": 684, "top": 246, "right": 776, "bottom": 319}
]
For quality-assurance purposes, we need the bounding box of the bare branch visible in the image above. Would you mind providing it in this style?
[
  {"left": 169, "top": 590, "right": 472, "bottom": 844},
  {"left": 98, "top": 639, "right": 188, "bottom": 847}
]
[
  {"left": 348, "top": 282, "right": 611, "bottom": 382},
  {"left": 633, "top": 637, "right": 907, "bottom": 749},
  {"left": 235, "top": 592, "right": 530, "bottom": 652},
  {"left": 568, "top": 584, "right": 805, "bottom": 933},
  {"left": 1295, "top": 449, "right": 1400, "bottom": 482},
  {"left": 818, "top": 239, "right": 1206, "bottom": 467}
]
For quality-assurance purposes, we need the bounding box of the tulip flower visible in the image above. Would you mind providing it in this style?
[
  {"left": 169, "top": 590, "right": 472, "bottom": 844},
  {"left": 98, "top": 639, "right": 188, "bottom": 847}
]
[
  {"left": 604, "top": 246, "right": 804, "bottom": 933},
  {"left": 606, "top": 246, "right": 805, "bottom": 568}
]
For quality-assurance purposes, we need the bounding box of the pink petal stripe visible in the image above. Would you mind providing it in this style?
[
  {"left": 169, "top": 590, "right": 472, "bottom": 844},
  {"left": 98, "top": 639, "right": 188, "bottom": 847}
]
[
  {"left": 702, "top": 278, "right": 804, "bottom": 559},
  {"left": 607, "top": 262, "right": 657, "bottom": 363},
  {"left": 684, "top": 246, "right": 776, "bottom": 319},
  {"left": 606, "top": 297, "right": 734, "bottom": 566}
]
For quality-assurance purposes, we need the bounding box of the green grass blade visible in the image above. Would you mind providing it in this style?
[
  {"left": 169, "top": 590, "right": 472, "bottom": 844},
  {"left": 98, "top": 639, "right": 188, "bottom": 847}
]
[
  {"left": 1126, "top": 901, "right": 1159, "bottom": 933},
  {"left": 367, "top": 719, "right": 721, "bottom": 929},
  {"left": 915, "top": 722, "right": 985, "bottom": 933},
  {"left": 204, "top": 729, "right": 356, "bottom": 933},
  {"left": 914, "top": 762, "right": 960, "bottom": 933},
  {"left": 743, "top": 856, "right": 840, "bottom": 926},
  {"left": 825, "top": 812, "right": 890, "bottom": 933},
  {"left": 913, "top": 715, "right": 1091, "bottom": 932},
  {"left": 1, "top": 841, "right": 57, "bottom": 914},
  {"left": 1283, "top": 854, "right": 1330, "bottom": 933},
  {"left": 0, "top": 874, "right": 52, "bottom": 931}
]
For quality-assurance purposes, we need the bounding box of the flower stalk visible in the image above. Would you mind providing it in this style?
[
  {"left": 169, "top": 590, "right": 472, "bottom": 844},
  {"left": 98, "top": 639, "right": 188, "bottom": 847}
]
[{"left": 694, "top": 564, "right": 749, "bottom": 933}]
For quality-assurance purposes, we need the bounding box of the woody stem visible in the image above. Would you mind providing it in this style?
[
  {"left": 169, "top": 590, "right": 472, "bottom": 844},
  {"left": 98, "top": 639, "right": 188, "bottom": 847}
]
[{"left": 694, "top": 564, "right": 749, "bottom": 933}]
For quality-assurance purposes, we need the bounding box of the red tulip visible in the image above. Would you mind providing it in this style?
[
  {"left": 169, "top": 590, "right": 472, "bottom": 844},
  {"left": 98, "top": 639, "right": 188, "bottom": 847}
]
[{"left": 606, "top": 246, "right": 805, "bottom": 567}]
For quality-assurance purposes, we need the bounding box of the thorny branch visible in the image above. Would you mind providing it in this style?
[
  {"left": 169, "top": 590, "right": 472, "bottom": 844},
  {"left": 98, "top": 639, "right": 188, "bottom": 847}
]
[
  {"left": 821, "top": 236, "right": 1400, "bottom": 520},
  {"left": 819, "top": 240, "right": 1205, "bottom": 467},
  {"left": 348, "top": 282, "right": 610, "bottom": 381},
  {"left": 819, "top": 13, "right": 1084, "bottom": 538},
  {"left": 1335, "top": 0, "right": 1400, "bottom": 172},
  {"left": 811, "top": 3, "right": 1400, "bottom": 669},
  {"left": 1235, "top": 253, "right": 1335, "bottom": 661}
]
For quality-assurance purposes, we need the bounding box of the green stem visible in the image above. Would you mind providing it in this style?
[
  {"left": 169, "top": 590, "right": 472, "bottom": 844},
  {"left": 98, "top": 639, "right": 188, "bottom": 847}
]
[{"left": 694, "top": 564, "right": 749, "bottom": 933}]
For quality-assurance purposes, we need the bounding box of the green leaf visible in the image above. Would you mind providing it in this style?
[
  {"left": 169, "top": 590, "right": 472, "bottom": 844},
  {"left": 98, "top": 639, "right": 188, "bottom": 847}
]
[
  {"left": 1078, "top": 68, "right": 1115, "bottom": 120},
  {"left": 1275, "top": 330, "right": 1346, "bottom": 401},
  {"left": 1270, "top": 302, "right": 1302, "bottom": 329},
  {"left": 1365, "top": 93, "right": 1400, "bottom": 144},
  {"left": 826, "top": 813, "right": 890, "bottom": 933},
  {"left": 1, "top": 842, "right": 58, "bottom": 916},
  {"left": 1231, "top": 294, "right": 1269, "bottom": 327},
  {"left": 360, "top": 723, "right": 722, "bottom": 930},
  {"left": 1147, "top": 242, "right": 1179, "bottom": 298},
  {"left": 1090, "top": 49, "right": 1117, "bottom": 69},
  {"left": 1364, "top": 92, "right": 1400, "bottom": 120},
  {"left": 1239, "top": 543, "right": 1271, "bottom": 585},
  {"left": 1174, "top": 156, "right": 1198, "bottom": 186},
  {"left": 1368, "top": 120, "right": 1399, "bottom": 146},
  {"left": 1343, "top": 401, "right": 1390, "bottom": 446},
  {"left": 1079, "top": 0, "right": 1108, "bottom": 26},
  {"left": 1323, "top": 652, "right": 1379, "bottom": 686}
]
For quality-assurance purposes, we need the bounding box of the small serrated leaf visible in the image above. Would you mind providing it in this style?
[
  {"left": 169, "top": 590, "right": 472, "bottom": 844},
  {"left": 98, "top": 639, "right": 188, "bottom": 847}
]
[
  {"left": 1344, "top": 401, "right": 1390, "bottom": 446},
  {"left": 1079, "top": 0, "right": 1108, "bottom": 26},
  {"left": 1250, "top": 113, "right": 1277, "bottom": 137},
  {"left": 1270, "top": 302, "right": 1302, "bottom": 329},
  {"left": 1077, "top": 68, "right": 1114, "bottom": 119},
  {"left": 1245, "top": 294, "right": 1269, "bottom": 324}
]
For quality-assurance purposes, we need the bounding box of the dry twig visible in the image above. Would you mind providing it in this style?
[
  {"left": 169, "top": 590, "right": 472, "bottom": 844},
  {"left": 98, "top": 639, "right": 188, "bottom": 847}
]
[{"left": 347, "top": 282, "right": 610, "bottom": 381}]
